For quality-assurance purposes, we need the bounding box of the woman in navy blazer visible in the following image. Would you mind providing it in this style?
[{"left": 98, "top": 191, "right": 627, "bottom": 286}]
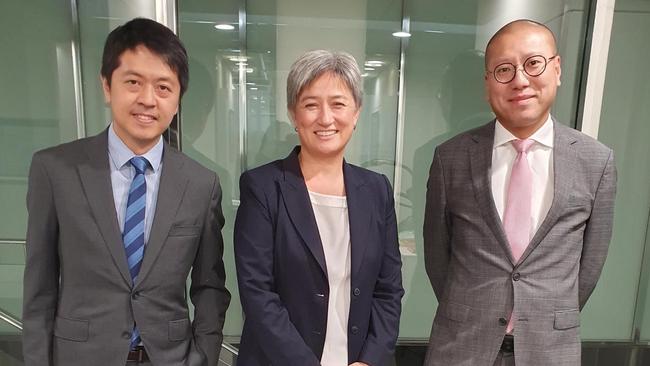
[{"left": 234, "top": 50, "right": 404, "bottom": 365}]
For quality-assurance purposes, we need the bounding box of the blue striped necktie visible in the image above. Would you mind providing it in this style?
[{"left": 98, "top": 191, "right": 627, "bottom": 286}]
[{"left": 123, "top": 156, "right": 149, "bottom": 349}]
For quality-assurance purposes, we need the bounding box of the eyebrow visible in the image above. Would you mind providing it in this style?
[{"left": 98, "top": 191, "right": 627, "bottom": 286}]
[
  {"left": 299, "top": 94, "right": 350, "bottom": 102},
  {"left": 121, "top": 70, "right": 176, "bottom": 83}
]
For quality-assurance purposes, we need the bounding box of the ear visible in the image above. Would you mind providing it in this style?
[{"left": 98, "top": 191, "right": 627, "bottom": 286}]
[
  {"left": 101, "top": 76, "right": 112, "bottom": 104},
  {"left": 353, "top": 106, "right": 361, "bottom": 124}
]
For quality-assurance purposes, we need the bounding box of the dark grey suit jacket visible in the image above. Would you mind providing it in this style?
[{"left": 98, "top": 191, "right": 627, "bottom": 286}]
[
  {"left": 423, "top": 120, "right": 616, "bottom": 365},
  {"left": 22, "top": 130, "right": 231, "bottom": 366}
]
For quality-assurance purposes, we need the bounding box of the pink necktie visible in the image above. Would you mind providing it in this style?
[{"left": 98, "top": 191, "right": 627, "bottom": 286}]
[{"left": 503, "top": 138, "right": 534, "bottom": 333}]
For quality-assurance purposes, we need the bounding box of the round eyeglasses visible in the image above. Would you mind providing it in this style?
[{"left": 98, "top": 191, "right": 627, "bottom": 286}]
[{"left": 487, "top": 54, "right": 558, "bottom": 84}]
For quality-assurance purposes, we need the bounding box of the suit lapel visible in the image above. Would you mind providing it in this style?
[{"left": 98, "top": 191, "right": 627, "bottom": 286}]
[
  {"left": 278, "top": 147, "right": 328, "bottom": 279},
  {"left": 343, "top": 162, "right": 371, "bottom": 280},
  {"left": 78, "top": 130, "right": 132, "bottom": 285},
  {"left": 518, "top": 121, "right": 577, "bottom": 264},
  {"left": 135, "top": 144, "right": 188, "bottom": 287},
  {"left": 469, "top": 121, "right": 516, "bottom": 265}
]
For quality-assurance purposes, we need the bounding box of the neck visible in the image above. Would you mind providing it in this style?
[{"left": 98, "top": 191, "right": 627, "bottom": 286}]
[
  {"left": 112, "top": 124, "right": 158, "bottom": 155},
  {"left": 503, "top": 115, "right": 548, "bottom": 139},
  {"left": 299, "top": 149, "right": 345, "bottom": 196}
]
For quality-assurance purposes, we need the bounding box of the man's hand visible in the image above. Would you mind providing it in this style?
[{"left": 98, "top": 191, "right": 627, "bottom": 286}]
[{"left": 349, "top": 363, "right": 369, "bottom": 366}]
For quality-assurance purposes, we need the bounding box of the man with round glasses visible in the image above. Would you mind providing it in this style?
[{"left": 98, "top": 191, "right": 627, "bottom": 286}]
[{"left": 424, "top": 19, "right": 616, "bottom": 366}]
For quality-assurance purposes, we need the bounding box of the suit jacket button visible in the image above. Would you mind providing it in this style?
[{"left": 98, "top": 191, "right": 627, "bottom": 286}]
[
  {"left": 498, "top": 318, "right": 507, "bottom": 326},
  {"left": 122, "top": 331, "right": 132, "bottom": 339},
  {"left": 353, "top": 288, "right": 361, "bottom": 296},
  {"left": 512, "top": 272, "right": 521, "bottom": 281},
  {"left": 351, "top": 326, "right": 359, "bottom": 335},
  {"left": 132, "top": 292, "right": 140, "bottom": 300}
]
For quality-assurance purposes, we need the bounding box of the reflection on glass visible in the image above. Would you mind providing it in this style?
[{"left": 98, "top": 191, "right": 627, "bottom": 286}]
[
  {"left": 0, "top": 1, "right": 78, "bottom": 239},
  {"left": 0, "top": 1, "right": 78, "bottom": 349},
  {"left": 245, "top": 0, "right": 402, "bottom": 181},
  {"left": 178, "top": 0, "right": 243, "bottom": 338},
  {"left": 179, "top": 0, "right": 600, "bottom": 343},
  {"left": 588, "top": 0, "right": 650, "bottom": 341},
  {"left": 399, "top": 0, "right": 590, "bottom": 340},
  {"left": 77, "top": 1, "right": 157, "bottom": 136}
]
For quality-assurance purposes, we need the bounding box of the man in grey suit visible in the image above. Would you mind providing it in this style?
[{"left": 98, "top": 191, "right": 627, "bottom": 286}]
[
  {"left": 423, "top": 19, "right": 616, "bottom": 365},
  {"left": 22, "top": 18, "right": 230, "bottom": 365}
]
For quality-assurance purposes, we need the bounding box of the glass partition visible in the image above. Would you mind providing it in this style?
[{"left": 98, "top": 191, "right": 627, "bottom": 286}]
[
  {"left": 77, "top": 1, "right": 158, "bottom": 136},
  {"left": 398, "top": 0, "right": 592, "bottom": 340},
  {"left": 0, "top": 1, "right": 79, "bottom": 241},
  {"left": 178, "top": 0, "right": 244, "bottom": 338},
  {"left": 179, "top": 0, "right": 595, "bottom": 342},
  {"left": 593, "top": 0, "right": 650, "bottom": 342},
  {"left": 0, "top": 1, "right": 80, "bottom": 364},
  {"left": 3, "top": 1, "right": 650, "bottom": 361}
]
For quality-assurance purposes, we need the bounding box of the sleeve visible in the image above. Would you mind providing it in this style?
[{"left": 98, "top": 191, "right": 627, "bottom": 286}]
[
  {"left": 423, "top": 148, "right": 451, "bottom": 300},
  {"left": 233, "top": 172, "right": 320, "bottom": 365},
  {"left": 578, "top": 149, "right": 617, "bottom": 309},
  {"left": 358, "top": 175, "right": 404, "bottom": 366},
  {"left": 190, "top": 172, "right": 231, "bottom": 364},
  {"left": 22, "top": 153, "right": 59, "bottom": 366}
]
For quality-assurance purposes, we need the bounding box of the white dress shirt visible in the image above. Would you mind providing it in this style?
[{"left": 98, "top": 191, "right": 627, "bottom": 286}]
[
  {"left": 309, "top": 191, "right": 351, "bottom": 366},
  {"left": 491, "top": 117, "right": 554, "bottom": 239}
]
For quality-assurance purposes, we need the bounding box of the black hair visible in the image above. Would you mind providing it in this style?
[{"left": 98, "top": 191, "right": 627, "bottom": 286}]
[{"left": 101, "top": 17, "right": 189, "bottom": 96}]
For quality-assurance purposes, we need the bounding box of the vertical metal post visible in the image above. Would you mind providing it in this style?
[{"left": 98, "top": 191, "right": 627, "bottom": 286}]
[
  {"left": 155, "top": 0, "right": 181, "bottom": 149},
  {"left": 393, "top": 0, "right": 410, "bottom": 223},
  {"left": 70, "top": 0, "right": 86, "bottom": 139},
  {"left": 238, "top": 0, "right": 248, "bottom": 173},
  {"left": 579, "top": 0, "right": 616, "bottom": 138}
]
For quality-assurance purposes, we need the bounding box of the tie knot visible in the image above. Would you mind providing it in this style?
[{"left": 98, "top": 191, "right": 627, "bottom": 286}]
[
  {"left": 512, "top": 139, "right": 534, "bottom": 153},
  {"left": 130, "top": 156, "right": 149, "bottom": 175}
]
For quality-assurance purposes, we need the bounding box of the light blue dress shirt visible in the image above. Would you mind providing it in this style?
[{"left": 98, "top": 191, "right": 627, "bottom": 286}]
[{"left": 108, "top": 124, "right": 163, "bottom": 244}]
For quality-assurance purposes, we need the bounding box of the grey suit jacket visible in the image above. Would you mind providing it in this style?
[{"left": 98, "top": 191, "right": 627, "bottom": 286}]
[
  {"left": 423, "top": 120, "right": 616, "bottom": 366},
  {"left": 22, "top": 130, "right": 231, "bottom": 366}
]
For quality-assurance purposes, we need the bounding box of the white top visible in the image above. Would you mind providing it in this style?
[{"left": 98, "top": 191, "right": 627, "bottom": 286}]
[
  {"left": 491, "top": 116, "right": 555, "bottom": 239},
  {"left": 309, "top": 191, "right": 351, "bottom": 366}
]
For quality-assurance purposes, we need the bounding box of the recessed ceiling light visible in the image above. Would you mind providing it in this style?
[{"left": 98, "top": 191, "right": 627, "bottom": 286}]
[
  {"left": 365, "top": 60, "right": 383, "bottom": 67},
  {"left": 364, "top": 67, "right": 375, "bottom": 71},
  {"left": 392, "top": 31, "right": 411, "bottom": 38},
  {"left": 214, "top": 24, "right": 235, "bottom": 31}
]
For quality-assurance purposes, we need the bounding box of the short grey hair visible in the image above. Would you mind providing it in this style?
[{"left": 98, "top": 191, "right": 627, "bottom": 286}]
[{"left": 286, "top": 50, "right": 362, "bottom": 111}]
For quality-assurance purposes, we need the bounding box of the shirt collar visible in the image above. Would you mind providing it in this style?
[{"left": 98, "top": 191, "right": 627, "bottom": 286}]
[
  {"left": 493, "top": 115, "right": 554, "bottom": 149},
  {"left": 108, "top": 123, "right": 163, "bottom": 172}
]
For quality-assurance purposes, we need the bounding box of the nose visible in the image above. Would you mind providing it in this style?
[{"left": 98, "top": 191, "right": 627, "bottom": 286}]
[
  {"left": 511, "top": 67, "right": 530, "bottom": 87},
  {"left": 137, "top": 85, "right": 156, "bottom": 106},
  {"left": 319, "top": 105, "right": 335, "bottom": 125}
]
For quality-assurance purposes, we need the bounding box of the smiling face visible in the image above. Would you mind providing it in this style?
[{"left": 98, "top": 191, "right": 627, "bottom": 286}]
[
  {"left": 102, "top": 45, "right": 180, "bottom": 154},
  {"left": 485, "top": 23, "right": 561, "bottom": 138},
  {"left": 290, "top": 72, "right": 360, "bottom": 160}
]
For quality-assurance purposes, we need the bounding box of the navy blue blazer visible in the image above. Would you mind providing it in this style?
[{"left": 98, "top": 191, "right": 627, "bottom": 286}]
[{"left": 234, "top": 146, "right": 404, "bottom": 365}]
